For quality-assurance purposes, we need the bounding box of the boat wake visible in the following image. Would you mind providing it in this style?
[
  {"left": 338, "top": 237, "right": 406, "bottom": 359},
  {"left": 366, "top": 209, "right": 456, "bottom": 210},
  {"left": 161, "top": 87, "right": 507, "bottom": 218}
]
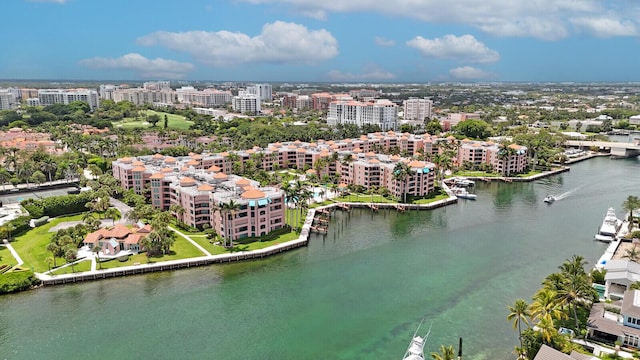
[{"left": 551, "top": 186, "right": 583, "bottom": 201}]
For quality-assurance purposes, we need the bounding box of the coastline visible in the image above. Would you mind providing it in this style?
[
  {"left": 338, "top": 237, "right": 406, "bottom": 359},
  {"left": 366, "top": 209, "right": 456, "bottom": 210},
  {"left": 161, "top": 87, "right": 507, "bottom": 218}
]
[{"left": 3, "top": 158, "right": 599, "bottom": 289}]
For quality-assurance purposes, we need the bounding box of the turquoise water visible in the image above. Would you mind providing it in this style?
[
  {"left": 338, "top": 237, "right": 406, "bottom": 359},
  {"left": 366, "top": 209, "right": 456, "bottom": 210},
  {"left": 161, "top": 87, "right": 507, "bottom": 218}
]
[{"left": 0, "top": 157, "right": 638, "bottom": 359}]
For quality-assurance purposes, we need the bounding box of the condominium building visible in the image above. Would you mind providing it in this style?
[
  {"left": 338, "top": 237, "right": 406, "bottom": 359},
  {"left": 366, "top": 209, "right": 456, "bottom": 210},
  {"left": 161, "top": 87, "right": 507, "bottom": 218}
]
[
  {"left": 143, "top": 81, "right": 171, "bottom": 91},
  {"left": 349, "top": 89, "right": 379, "bottom": 99},
  {"left": 327, "top": 99, "right": 398, "bottom": 131},
  {"left": 0, "top": 91, "right": 15, "bottom": 110},
  {"left": 246, "top": 84, "right": 272, "bottom": 102},
  {"left": 456, "top": 139, "right": 528, "bottom": 175},
  {"left": 403, "top": 97, "right": 433, "bottom": 121},
  {"left": 38, "top": 89, "right": 100, "bottom": 110},
  {"left": 311, "top": 92, "right": 333, "bottom": 111},
  {"left": 176, "top": 87, "right": 232, "bottom": 107},
  {"left": 233, "top": 92, "right": 261, "bottom": 114},
  {"left": 111, "top": 87, "right": 175, "bottom": 106}
]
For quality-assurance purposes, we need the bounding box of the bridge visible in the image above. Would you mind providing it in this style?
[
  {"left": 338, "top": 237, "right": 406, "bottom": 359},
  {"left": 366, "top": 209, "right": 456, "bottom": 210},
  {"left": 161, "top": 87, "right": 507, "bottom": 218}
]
[{"left": 565, "top": 140, "right": 640, "bottom": 158}]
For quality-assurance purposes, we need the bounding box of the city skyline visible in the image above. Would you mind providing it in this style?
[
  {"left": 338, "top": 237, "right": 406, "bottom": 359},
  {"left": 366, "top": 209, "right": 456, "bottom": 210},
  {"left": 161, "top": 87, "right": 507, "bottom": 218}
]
[{"left": 4, "top": 0, "right": 640, "bottom": 82}]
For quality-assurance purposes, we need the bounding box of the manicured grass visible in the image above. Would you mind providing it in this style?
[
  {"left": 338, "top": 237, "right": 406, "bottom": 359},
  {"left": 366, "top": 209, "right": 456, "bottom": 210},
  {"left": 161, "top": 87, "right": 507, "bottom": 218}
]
[
  {"left": 413, "top": 193, "right": 451, "bottom": 204},
  {"left": 49, "top": 260, "right": 92, "bottom": 275},
  {"left": 453, "top": 171, "right": 501, "bottom": 177},
  {"left": 112, "top": 110, "right": 193, "bottom": 130},
  {"left": 189, "top": 231, "right": 301, "bottom": 255},
  {"left": 0, "top": 246, "right": 17, "bottom": 269},
  {"left": 11, "top": 214, "right": 84, "bottom": 273},
  {"left": 98, "top": 236, "right": 205, "bottom": 269},
  {"left": 334, "top": 194, "right": 396, "bottom": 204}
]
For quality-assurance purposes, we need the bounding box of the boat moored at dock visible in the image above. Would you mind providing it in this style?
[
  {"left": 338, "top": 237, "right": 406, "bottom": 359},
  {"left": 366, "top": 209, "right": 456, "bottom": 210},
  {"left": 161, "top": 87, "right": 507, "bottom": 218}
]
[{"left": 594, "top": 207, "right": 623, "bottom": 243}]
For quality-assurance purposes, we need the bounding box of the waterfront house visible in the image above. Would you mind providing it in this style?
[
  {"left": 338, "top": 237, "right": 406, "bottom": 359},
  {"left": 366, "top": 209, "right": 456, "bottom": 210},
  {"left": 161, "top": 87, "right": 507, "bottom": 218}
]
[
  {"left": 603, "top": 259, "right": 640, "bottom": 300},
  {"left": 83, "top": 224, "right": 152, "bottom": 255},
  {"left": 533, "top": 344, "right": 597, "bottom": 360},
  {"left": 587, "top": 290, "right": 640, "bottom": 348}
]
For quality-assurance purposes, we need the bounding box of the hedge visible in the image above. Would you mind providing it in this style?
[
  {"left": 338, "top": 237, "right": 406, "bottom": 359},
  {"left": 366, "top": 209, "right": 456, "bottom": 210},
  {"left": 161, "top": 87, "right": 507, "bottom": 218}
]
[
  {"left": 33, "top": 216, "right": 50, "bottom": 227},
  {"left": 0, "top": 216, "right": 32, "bottom": 240},
  {"left": 0, "top": 270, "right": 40, "bottom": 294},
  {"left": 21, "top": 191, "right": 94, "bottom": 218}
]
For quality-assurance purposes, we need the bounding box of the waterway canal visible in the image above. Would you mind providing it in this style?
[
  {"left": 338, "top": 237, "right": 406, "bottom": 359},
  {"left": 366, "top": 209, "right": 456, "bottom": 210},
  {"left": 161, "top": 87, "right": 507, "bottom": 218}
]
[{"left": 0, "top": 156, "right": 638, "bottom": 359}]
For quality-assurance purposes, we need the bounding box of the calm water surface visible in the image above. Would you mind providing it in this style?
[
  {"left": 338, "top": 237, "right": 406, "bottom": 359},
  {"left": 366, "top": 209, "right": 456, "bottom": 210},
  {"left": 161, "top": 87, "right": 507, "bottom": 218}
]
[{"left": 1, "top": 157, "right": 639, "bottom": 360}]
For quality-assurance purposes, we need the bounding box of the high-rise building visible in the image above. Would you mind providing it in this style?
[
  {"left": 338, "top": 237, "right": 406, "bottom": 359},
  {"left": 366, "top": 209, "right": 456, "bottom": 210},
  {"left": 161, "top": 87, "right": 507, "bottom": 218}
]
[
  {"left": 403, "top": 97, "right": 433, "bottom": 121},
  {"left": 246, "top": 84, "right": 272, "bottom": 102},
  {"left": 143, "top": 81, "right": 171, "bottom": 91},
  {"left": 38, "top": 89, "right": 100, "bottom": 110},
  {"left": 0, "top": 90, "right": 16, "bottom": 110},
  {"left": 327, "top": 99, "right": 397, "bottom": 131},
  {"left": 233, "top": 91, "right": 261, "bottom": 114}
]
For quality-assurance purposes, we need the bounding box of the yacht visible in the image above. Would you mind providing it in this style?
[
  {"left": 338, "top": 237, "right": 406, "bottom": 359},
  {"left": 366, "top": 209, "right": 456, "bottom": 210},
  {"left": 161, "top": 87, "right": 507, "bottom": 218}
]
[
  {"left": 594, "top": 207, "right": 622, "bottom": 242},
  {"left": 544, "top": 195, "right": 555, "bottom": 204},
  {"left": 453, "top": 177, "right": 475, "bottom": 188},
  {"left": 402, "top": 322, "right": 431, "bottom": 360},
  {"left": 452, "top": 187, "right": 477, "bottom": 200}
]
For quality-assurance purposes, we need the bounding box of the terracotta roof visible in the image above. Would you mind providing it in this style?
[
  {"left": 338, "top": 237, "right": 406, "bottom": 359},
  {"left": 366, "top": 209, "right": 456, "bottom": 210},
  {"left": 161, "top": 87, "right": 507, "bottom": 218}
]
[
  {"left": 235, "top": 178, "right": 250, "bottom": 185},
  {"left": 241, "top": 188, "right": 265, "bottom": 199},
  {"left": 297, "top": 147, "right": 307, "bottom": 153},
  {"left": 369, "top": 159, "right": 380, "bottom": 164},
  {"left": 186, "top": 159, "right": 199, "bottom": 166},
  {"left": 213, "top": 172, "right": 228, "bottom": 179},
  {"left": 132, "top": 166, "right": 146, "bottom": 172},
  {"left": 180, "top": 177, "right": 196, "bottom": 187},
  {"left": 152, "top": 153, "right": 164, "bottom": 159},
  {"left": 408, "top": 160, "right": 425, "bottom": 168},
  {"left": 197, "top": 184, "right": 214, "bottom": 192},
  {"left": 306, "top": 169, "right": 317, "bottom": 174},
  {"left": 161, "top": 167, "right": 173, "bottom": 173},
  {"left": 119, "top": 157, "right": 132, "bottom": 163},
  {"left": 150, "top": 172, "right": 164, "bottom": 179},
  {"left": 207, "top": 165, "right": 221, "bottom": 172},
  {"left": 132, "top": 160, "right": 144, "bottom": 166},
  {"left": 164, "top": 157, "right": 176, "bottom": 163}
]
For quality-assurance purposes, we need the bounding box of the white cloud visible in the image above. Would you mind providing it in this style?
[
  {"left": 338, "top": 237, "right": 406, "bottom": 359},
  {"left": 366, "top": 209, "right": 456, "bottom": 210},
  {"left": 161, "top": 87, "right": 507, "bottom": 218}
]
[
  {"left": 570, "top": 17, "right": 638, "bottom": 38},
  {"left": 375, "top": 37, "right": 395, "bottom": 47},
  {"left": 449, "top": 66, "right": 493, "bottom": 80},
  {"left": 326, "top": 66, "right": 396, "bottom": 81},
  {"left": 79, "top": 53, "right": 194, "bottom": 79},
  {"left": 238, "top": 0, "right": 640, "bottom": 40},
  {"left": 406, "top": 34, "right": 500, "bottom": 63},
  {"left": 137, "top": 21, "right": 338, "bottom": 66}
]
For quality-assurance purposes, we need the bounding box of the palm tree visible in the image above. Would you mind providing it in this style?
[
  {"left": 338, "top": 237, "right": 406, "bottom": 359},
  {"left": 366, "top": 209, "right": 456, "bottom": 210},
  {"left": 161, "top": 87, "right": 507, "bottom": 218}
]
[
  {"left": 430, "top": 344, "right": 455, "bottom": 360},
  {"left": 530, "top": 288, "right": 567, "bottom": 323},
  {"left": 169, "top": 204, "right": 186, "bottom": 223},
  {"left": 220, "top": 200, "right": 240, "bottom": 247},
  {"left": 393, "top": 162, "right": 411, "bottom": 203},
  {"left": 536, "top": 314, "right": 557, "bottom": 344},
  {"left": 104, "top": 207, "right": 121, "bottom": 226},
  {"left": 507, "top": 299, "right": 531, "bottom": 351},
  {"left": 557, "top": 272, "right": 593, "bottom": 330},
  {"left": 0, "top": 168, "right": 10, "bottom": 191},
  {"left": 40, "top": 157, "right": 58, "bottom": 182},
  {"left": 92, "top": 244, "right": 102, "bottom": 269},
  {"left": 16, "top": 160, "right": 35, "bottom": 188},
  {"left": 625, "top": 245, "right": 640, "bottom": 262},
  {"left": 623, "top": 195, "right": 640, "bottom": 228}
]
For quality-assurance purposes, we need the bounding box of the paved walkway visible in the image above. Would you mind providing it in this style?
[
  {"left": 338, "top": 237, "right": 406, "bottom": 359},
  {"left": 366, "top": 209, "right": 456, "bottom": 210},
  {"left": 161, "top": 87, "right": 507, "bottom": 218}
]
[
  {"left": 168, "top": 226, "right": 212, "bottom": 256},
  {"left": 2, "top": 239, "right": 24, "bottom": 266}
]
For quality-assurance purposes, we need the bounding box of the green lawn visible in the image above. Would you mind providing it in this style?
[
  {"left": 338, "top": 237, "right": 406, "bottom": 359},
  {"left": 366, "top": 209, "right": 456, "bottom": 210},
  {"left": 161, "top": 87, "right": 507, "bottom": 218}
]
[
  {"left": 0, "top": 246, "right": 17, "bottom": 269},
  {"left": 11, "top": 214, "right": 84, "bottom": 273},
  {"left": 49, "top": 260, "right": 92, "bottom": 275},
  {"left": 188, "top": 230, "right": 301, "bottom": 255},
  {"left": 112, "top": 110, "right": 193, "bottom": 130},
  {"left": 98, "top": 236, "right": 205, "bottom": 269},
  {"left": 413, "top": 193, "right": 451, "bottom": 204}
]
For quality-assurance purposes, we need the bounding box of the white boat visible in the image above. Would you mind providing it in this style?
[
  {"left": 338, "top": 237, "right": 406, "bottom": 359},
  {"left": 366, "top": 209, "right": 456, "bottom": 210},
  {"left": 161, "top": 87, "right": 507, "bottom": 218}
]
[
  {"left": 452, "top": 187, "right": 477, "bottom": 200},
  {"left": 544, "top": 195, "right": 555, "bottom": 204},
  {"left": 453, "top": 177, "right": 475, "bottom": 187},
  {"left": 594, "top": 207, "right": 622, "bottom": 242},
  {"left": 402, "top": 321, "right": 432, "bottom": 360}
]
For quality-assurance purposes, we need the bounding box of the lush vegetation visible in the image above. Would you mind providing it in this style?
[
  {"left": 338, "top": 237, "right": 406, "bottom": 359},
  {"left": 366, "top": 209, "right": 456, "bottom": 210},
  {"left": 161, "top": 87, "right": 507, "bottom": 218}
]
[
  {"left": 0, "top": 270, "right": 40, "bottom": 294},
  {"left": 507, "top": 255, "right": 600, "bottom": 359}
]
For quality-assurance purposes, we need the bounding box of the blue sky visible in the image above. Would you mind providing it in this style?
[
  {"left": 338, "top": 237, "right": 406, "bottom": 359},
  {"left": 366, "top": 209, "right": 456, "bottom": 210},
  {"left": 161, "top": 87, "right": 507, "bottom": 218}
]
[{"left": 3, "top": 0, "right": 640, "bottom": 82}]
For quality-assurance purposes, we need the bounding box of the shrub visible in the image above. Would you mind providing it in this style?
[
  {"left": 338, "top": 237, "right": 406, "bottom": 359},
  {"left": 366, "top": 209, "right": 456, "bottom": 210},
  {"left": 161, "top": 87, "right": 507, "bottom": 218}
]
[
  {"left": 33, "top": 216, "right": 50, "bottom": 227},
  {"left": 0, "top": 216, "right": 32, "bottom": 240},
  {"left": 0, "top": 270, "right": 40, "bottom": 294},
  {"left": 21, "top": 191, "right": 94, "bottom": 218}
]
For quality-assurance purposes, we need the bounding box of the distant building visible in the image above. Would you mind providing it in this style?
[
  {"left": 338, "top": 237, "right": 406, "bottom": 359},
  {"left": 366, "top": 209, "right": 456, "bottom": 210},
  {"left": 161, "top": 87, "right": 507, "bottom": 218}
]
[
  {"left": 349, "top": 89, "right": 379, "bottom": 99},
  {"left": 143, "top": 81, "right": 171, "bottom": 91},
  {"left": 38, "top": 89, "right": 100, "bottom": 110},
  {"left": 629, "top": 115, "right": 640, "bottom": 125},
  {"left": 403, "top": 97, "right": 433, "bottom": 121},
  {"left": 327, "top": 99, "right": 398, "bottom": 131},
  {"left": 246, "top": 84, "right": 272, "bottom": 102},
  {"left": 176, "top": 87, "right": 232, "bottom": 107},
  {"left": 233, "top": 92, "right": 261, "bottom": 114},
  {"left": 0, "top": 91, "right": 16, "bottom": 110}
]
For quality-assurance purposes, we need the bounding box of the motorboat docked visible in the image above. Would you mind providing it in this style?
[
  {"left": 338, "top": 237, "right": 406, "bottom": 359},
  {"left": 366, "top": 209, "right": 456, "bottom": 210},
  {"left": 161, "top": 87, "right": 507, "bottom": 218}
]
[
  {"left": 452, "top": 187, "right": 477, "bottom": 200},
  {"left": 402, "top": 321, "right": 432, "bottom": 360},
  {"left": 594, "top": 207, "right": 622, "bottom": 243},
  {"left": 446, "top": 176, "right": 475, "bottom": 188},
  {"left": 544, "top": 195, "right": 555, "bottom": 204}
]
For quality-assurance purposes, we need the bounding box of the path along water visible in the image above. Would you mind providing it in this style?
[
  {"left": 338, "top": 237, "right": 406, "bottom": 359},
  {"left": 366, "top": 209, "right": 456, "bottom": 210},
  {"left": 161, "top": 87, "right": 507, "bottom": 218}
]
[{"left": 0, "top": 156, "right": 638, "bottom": 360}]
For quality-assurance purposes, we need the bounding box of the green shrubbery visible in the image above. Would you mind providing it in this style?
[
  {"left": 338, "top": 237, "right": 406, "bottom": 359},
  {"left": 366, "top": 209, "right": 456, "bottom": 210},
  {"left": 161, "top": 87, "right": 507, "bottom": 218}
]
[
  {"left": 0, "top": 216, "right": 32, "bottom": 240},
  {"left": 0, "top": 271, "right": 40, "bottom": 294},
  {"left": 236, "top": 226, "right": 292, "bottom": 244},
  {"left": 22, "top": 191, "right": 94, "bottom": 218},
  {"left": 33, "top": 216, "right": 50, "bottom": 227}
]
